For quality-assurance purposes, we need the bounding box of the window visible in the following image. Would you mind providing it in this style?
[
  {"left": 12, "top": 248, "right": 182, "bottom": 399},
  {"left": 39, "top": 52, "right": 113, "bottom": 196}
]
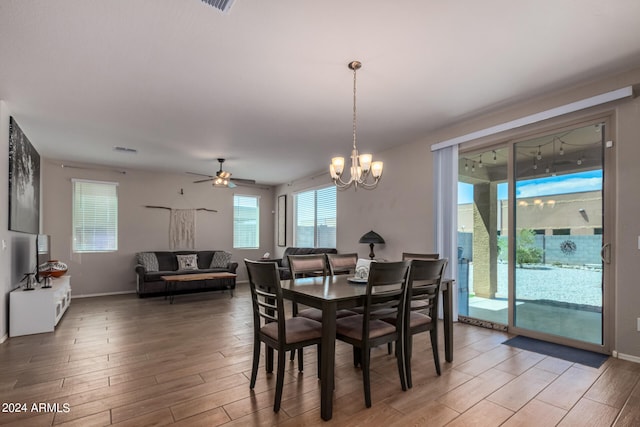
[
  {"left": 72, "top": 179, "right": 118, "bottom": 252},
  {"left": 294, "top": 186, "right": 336, "bottom": 247},
  {"left": 234, "top": 195, "right": 259, "bottom": 249}
]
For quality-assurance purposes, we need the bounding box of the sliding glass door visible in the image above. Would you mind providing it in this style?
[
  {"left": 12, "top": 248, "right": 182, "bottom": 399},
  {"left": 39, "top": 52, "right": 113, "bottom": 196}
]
[
  {"left": 513, "top": 123, "right": 605, "bottom": 345},
  {"left": 458, "top": 120, "right": 610, "bottom": 349}
]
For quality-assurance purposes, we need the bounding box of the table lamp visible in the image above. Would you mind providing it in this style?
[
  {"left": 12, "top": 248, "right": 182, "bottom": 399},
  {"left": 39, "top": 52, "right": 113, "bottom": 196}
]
[{"left": 359, "top": 230, "right": 385, "bottom": 260}]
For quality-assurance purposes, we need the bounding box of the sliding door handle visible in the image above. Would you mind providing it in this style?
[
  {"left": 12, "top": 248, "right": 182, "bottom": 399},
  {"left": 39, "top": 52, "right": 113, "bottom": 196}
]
[{"left": 600, "top": 243, "right": 611, "bottom": 264}]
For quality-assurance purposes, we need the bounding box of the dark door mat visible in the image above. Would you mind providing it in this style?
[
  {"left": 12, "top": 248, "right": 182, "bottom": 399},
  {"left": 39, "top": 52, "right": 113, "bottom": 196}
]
[{"left": 502, "top": 336, "right": 608, "bottom": 368}]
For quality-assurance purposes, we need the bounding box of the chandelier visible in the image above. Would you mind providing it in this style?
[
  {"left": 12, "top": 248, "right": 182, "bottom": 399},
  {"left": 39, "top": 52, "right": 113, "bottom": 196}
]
[{"left": 330, "top": 61, "right": 383, "bottom": 190}]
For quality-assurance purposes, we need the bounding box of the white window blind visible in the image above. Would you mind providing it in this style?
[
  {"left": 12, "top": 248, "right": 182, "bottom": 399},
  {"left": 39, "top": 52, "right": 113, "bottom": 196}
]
[
  {"left": 294, "top": 186, "right": 336, "bottom": 247},
  {"left": 72, "top": 179, "right": 118, "bottom": 253},
  {"left": 234, "top": 195, "right": 259, "bottom": 249}
]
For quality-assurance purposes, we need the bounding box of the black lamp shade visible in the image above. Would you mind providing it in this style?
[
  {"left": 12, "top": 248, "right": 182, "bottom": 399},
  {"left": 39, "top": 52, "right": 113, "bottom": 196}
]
[
  {"left": 359, "top": 230, "right": 385, "bottom": 244},
  {"left": 359, "top": 230, "right": 384, "bottom": 260}
]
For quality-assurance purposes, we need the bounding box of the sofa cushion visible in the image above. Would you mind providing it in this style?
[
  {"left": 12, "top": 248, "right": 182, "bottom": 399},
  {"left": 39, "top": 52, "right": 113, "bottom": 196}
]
[
  {"left": 137, "top": 252, "right": 159, "bottom": 272},
  {"left": 210, "top": 251, "right": 232, "bottom": 268},
  {"left": 177, "top": 254, "right": 198, "bottom": 270}
]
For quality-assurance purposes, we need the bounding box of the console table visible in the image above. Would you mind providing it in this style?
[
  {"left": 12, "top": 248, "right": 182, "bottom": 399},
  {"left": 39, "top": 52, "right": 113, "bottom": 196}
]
[{"left": 10, "top": 276, "right": 71, "bottom": 337}]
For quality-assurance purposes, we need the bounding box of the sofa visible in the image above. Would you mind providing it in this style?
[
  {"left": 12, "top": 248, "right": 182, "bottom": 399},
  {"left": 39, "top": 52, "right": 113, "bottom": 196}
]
[
  {"left": 135, "top": 250, "right": 238, "bottom": 298},
  {"left": 261, "top": 247, "right": 338, "bottom": 280}
]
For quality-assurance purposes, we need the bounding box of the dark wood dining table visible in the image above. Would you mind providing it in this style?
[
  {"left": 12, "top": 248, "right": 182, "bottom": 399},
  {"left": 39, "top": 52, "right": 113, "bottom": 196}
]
[{"left": 280, "top": 274, "right": 454, "bottom": 421}]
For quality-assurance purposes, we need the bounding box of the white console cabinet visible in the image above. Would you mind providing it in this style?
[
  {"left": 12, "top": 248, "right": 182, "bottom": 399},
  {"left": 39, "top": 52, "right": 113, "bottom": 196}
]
[{"left": 10, "top": 276, "right": 71, "bottom": 337}]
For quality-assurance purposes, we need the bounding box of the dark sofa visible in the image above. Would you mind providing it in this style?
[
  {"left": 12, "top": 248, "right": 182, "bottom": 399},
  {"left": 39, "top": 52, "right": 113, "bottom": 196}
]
[
  {"left": 135, "top": 250, "right": 238, "bottom": 297},
  {"left": 262, "top": 247, "right": 337, "bottom": 279}
]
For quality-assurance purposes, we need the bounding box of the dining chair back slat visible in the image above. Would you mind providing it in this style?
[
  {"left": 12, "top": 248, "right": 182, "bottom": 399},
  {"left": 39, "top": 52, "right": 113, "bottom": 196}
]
[
  {"left": 288, "top": 254, "right": 328, "bottom": 278},
  {"left": 326, "top": 253, "right": 358, "bottom": 275},
  {"left": 402, "top": 252, "right": 439, "bottom": 261}
]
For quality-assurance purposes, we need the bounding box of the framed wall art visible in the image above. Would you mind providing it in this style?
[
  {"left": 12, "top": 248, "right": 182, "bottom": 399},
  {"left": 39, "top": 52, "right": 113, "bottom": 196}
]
[
  {"left": 8, "top": 117, "right": 40, "bottom": 234},
  {"left": 277, "top": 194, "right": 286, "bottom": 247}
]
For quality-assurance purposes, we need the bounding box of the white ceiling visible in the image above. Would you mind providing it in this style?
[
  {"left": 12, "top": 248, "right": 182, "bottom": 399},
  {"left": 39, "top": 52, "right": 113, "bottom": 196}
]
[{"left": 1, "top": 0, "right": 640, "bottom": 185}]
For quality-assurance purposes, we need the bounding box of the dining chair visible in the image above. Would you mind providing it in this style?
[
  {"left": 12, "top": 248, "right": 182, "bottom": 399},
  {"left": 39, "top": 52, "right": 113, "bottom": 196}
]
[
  {"left": 288, "top": 254, "right": 357, "bottom": 322},
  {"left": 402, "top": 252, "right": 439, "bottom": 260},
  {"left": 384, "top": 258, "right": 448, "bottom": 388},
  {"left": 326, "top": 252, "right": 359, "bottom": 275},
  {"left": 244, "top": 259, "right": 323, "bottom": 412},
  {"left": 335, "top": 260, "right": 411, "bottom": 408}
]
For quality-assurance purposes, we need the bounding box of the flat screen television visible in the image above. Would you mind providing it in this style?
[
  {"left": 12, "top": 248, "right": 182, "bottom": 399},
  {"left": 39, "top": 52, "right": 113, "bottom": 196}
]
[{"left": 36, "top": 234, "right": 51, "bottom": 283}]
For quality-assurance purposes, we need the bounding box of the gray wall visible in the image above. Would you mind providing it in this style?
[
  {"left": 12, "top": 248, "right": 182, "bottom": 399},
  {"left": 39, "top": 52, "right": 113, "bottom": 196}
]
[
  {"left": 41, "top": 159, "right": 274, "bottom": 297},
  {"left": 2, "top": 68, "right": 640, "bottom": 360},
  {"left": 274, "top": 67, "right": 640, "bottom": 359}
]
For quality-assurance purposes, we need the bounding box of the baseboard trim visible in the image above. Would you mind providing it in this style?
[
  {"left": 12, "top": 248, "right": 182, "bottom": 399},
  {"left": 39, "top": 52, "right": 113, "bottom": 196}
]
[
  {"left": 72, "top": 290, "right": 137, "bottom": 299},
  {"left": 615, "top": 351, "right": 640, "bottom": 364},
  {"left": 0, "top": 333, "right": 8, "bottom": 344}
]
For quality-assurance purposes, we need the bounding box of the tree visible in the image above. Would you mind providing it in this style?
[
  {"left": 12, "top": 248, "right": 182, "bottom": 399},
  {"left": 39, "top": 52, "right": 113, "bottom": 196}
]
[{"left": 515, "top": 229, "right": 543, "bottom": 267}]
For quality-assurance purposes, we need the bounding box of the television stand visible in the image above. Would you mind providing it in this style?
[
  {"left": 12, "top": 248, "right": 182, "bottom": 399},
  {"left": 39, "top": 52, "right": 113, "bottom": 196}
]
[{"left": 9, "top": 276, "right": 71, "bottom": 337}]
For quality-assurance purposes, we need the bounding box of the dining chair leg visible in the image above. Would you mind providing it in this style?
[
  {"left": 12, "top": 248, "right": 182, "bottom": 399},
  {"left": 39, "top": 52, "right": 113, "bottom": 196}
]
[
  {"left": 274, "top": 349, "right": 286, "bottom": 412},
  {"left": 430, "top": 329, "right": 441, "bottom": 376},
  {"left": 387, "top": 342, "right": 393, "bottom": 355},
  {"left": 266, "top": 345, "right": 274, "bottom": 373},
  {"left": 405, "top": 336, "right": 414, "bottom": 389},
  {"left": 250, "top": 338, "right": 261, "bottom": 388},
  {"left": 297, "top": 346, "right": 304, "bottom": 372},
  {"left": 396, "top": 338, "right": 407, "bottom": 392},
  {"left": 362, "top": 347, "right": 372, "bottom": 408},
  {"left": 353, "top": 347, "right": 361, "bottom": 367},
  {"left": 316, "top": 343, "right": 322, "bottom": 379},
  {"left": 290, "top": 301, "right": 299, "bottom": 361}
]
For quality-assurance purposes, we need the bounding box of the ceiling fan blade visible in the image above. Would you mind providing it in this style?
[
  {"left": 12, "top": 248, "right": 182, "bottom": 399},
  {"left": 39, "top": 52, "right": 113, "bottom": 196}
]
[
  {"left": 227, "top": 181, "right": 237, "bottom": 189},
  {"left": 186, "top": 171, "right": 213, "bottom": 178},
  {"left": 193, "top": 178, "right": 214, "bottom": 183}
]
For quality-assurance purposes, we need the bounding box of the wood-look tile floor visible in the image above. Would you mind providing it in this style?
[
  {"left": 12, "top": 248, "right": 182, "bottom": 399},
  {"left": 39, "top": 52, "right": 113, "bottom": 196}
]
[{"left": 1, "top": 286, "right": 639, "bottom": 427}]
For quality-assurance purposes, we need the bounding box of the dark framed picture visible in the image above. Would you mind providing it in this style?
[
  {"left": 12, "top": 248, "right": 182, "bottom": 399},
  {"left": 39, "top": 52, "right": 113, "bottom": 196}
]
[
  {"left": 8, "top": 117, "right": 40, "bottom": 234},
  {"left": 278, "top": 195, "right": 286, "bottom": 247}
]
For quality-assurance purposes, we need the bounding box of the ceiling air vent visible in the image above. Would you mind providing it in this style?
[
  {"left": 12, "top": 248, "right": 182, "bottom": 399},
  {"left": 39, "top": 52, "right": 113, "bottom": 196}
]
[
  {"left": 201, "top": 0, "right": 235, "bottom": 14},
  {"left": 113, "top": 146, "right": 138, "bottom": 154}
]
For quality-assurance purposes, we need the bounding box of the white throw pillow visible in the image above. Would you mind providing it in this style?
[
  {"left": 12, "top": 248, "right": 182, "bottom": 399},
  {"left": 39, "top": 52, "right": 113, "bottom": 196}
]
[{"left": 177, "top": 254, "right": 198, "bottom": 270}]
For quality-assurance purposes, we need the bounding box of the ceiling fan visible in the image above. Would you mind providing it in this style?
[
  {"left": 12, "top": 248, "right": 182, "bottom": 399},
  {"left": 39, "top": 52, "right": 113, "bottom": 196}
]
[{"left": 191, "top": 158, "right": 256, "bottom": 188}]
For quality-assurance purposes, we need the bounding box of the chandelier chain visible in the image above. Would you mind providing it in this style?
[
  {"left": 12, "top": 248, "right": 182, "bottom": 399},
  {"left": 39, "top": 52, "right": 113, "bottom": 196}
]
[{"left": 352, "top": 64, "right": 357, "bottom": 151}]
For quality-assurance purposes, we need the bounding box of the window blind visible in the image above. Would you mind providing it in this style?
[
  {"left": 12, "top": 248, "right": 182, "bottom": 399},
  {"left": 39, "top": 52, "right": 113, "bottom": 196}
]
[
  {"left": 294, "top": 186, "right": 336, "bottom": 247},
  {"left": 234, "top": 195, "right": 259, "bottom": 249},
  {"left": 72, "top": 179, "right": 118, "bottom": 253}
]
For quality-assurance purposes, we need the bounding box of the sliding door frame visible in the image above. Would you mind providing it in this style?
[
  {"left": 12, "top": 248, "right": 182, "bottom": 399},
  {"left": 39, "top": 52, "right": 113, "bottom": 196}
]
[{"left": 459, "top": 108, "right": 616, "bottom": 354}]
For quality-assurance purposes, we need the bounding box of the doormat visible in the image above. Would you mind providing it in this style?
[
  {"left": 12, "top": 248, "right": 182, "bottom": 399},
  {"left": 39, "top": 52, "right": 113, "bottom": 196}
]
[{"left": 502, "top": 336, "right": 608, "bottom": 368}]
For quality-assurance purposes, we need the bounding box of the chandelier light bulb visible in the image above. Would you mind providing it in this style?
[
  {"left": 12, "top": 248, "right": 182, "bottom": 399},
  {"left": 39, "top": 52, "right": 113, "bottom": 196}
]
[
  {"left": 537, "top": 146, "right": 542, "bottom": 160},
  {"left": 478, "top": 156, "right": 483, "bottom": 168}
]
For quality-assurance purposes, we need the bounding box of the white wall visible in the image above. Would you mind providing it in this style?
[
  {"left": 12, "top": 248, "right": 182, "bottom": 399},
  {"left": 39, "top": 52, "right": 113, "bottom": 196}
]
[{"left": 42, "top": 159, "right": 274, "bottom": 296}]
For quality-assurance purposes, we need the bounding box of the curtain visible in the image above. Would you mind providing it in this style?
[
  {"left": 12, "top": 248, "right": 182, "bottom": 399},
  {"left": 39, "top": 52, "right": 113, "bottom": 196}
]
[{"left": 433, "top": 145, "right": 459, "bottom": 320}]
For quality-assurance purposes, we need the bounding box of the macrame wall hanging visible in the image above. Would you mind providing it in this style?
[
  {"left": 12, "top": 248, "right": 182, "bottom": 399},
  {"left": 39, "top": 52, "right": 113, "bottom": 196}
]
[{"left": 145, "top": 204, "right": 217, "bottom": 250}]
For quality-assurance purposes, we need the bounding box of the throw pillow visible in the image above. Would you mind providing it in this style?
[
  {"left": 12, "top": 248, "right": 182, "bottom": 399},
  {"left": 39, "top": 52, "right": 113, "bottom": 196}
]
[
  {"left": 210, "top": 251, "right": 232, "bottom": 268},
  {"left": 177, "top": 254, "right": 198, "bottom": 271},
  {"left": 137, "top": 252, "right": 159, "bottom": 272}
]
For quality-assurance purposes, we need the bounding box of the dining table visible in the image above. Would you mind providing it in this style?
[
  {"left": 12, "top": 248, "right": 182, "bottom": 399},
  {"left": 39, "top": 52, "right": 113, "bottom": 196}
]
[{"left": 280, "top": 274, "right": 454, "bottom": 421}]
